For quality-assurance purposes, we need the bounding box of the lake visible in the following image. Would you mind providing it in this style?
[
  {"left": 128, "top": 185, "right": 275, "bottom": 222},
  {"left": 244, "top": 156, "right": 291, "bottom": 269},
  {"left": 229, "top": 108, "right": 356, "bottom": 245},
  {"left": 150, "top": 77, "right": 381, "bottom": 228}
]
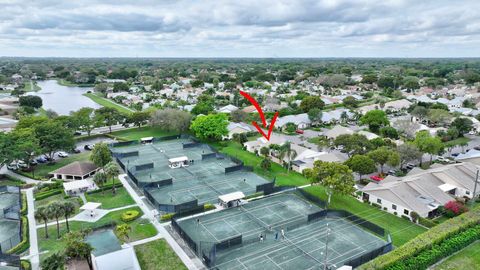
[{"left": 34, "top": 80, "right": 101, "bottom": 115}]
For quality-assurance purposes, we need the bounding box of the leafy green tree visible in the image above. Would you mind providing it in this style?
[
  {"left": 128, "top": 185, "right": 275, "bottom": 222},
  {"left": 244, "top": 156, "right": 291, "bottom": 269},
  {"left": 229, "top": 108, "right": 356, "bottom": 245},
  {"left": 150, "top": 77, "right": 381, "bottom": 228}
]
[
  {"left": 403, "top": 76, "right": 420, "bottom": 92},
  {"left": 62, "top": 201, "right": 76, "bottom": 233},
  {"left": 104, "top": 161, "right": 120, "bottom": 194},
  {"left": 362, "top": 73, "right": 378, "bottom": 84},
  {"left": 90, "top": 143, "right": 112, "bottom": 170},
  {"left": 64, "top": 231, "right": 94, "bottom": 270},
  {"left": 232, "top": 133, "right": 248, "bottom": 145},
  {"left": 451, "top": 117, "right": 473, "bottom": 136},
  {"left": 377, "top": 76, "right": 396, "bottom": 89},
  {"left": 342, "top": 96, "right": 358, "bottom": 108},
  {"left": 360, "top": 110, "right": 389, "bottom": 133},
  {"left": 300, "top": 96, "right": 325, "bottom": 113},
  {"left": 71, "top": 107, "right": 96, "bottom": 136},
  {"left": 94, "top": 107, "right": 123, "bottom": 133},
  {"left": 307, "top": 108, "right": 323, "bottom": 125},
  {"left": 304, "top": 161, "right": 355, "bottom": 205},
  {"left": 414, "top": 130, "right": 444, "bottom": 164},
  {"left": 190, "top": 114, "right": 228, "bottom": 141},
  {"left": 19, "top": 95, "right": 43, "bottom": 108},
  {"left": 41, "top": 252, "right": 65, "bottom": 270},
  {"left": 284, "top": 122, "right": 297, "bottom": 133},
  {"left": 35, "top": 206, "right": 50, "bottom": 239},
  {"left": 260, "top": 146, "right": 270, "bottom": 157},
  {"left": 379, "top": 126, "right": 399, "bottom": 140},
  {"left": 116, "top": 223, "right": 132, "bottom": 242},
  {"left": 368, "top": 146, "right": 400, "bottom": 174},
  {"left": 397, "top": 144, "right": 423, "bottom": 169},
  {"left": 113, "top": 82, "right": 129, "bottom": 92},
  {"left": 150, "top": 108, "right": 192, "bottom": 132},
  {"left": 427, "top": 109, "right": 451, "bottom": 126},
  {"left": 35, "top": 120, "right": 75, "bottom": 162},
  {"left": 10, "top": 128, "right": 41, "bottom": 173},
  {"left": 411, "top": 106, "right": 428, "bottom": 122},
  {"left": 334, "top": 134, "right": 371, "bottom": 157},
  {"left": 345, "top": 155, "right": 376, "bottom": 180},
  {"left": 47, "top": 202, "right": 65, "bottom": 239},
  {"left": 260, "top": 158, "right": 271, "bottom": 171},
  {"left": 93, "top": 171, "right": 107, "bottom": 195},
  {"left": 230, "top": 109, "right": 248, "bottom": 123},
  {"left": 127, "top": 111, "right": 151, "bottom": 128}
]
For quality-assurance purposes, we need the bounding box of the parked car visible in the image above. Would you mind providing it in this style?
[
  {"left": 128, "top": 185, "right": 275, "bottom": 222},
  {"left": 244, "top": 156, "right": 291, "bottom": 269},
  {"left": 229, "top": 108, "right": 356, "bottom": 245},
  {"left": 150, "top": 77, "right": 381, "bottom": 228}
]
[
  {"left": 451, "top": 153, "right": 460, "bottom": 157},
  {"left": 387, "top": 170, "right": 397, "bottom": 176},
  {"left": 29, "top": 160, "right": 38, "bottom": 166},
  {"left": 84, "top": 144, "right": 95, "bottom": 151},
  {"left": 7, "top": 163, "right": 18, "bottom": 171},
  {"left": 406, "top": 163, "right": 416, "bottom": 170},
  {"left": 370, "top": 175, "right": 384, "bottom": 182},
  {"left": 72, "top": 148, "right": 81, "bottom": 154},
  {"left": 469, "top": 130, "right": 476, "bottom": 135},
  {"left": 58, "top": 151, "right": 69, "bottom": 158},
  {"left": 295, "top": 129, "right": 304, "bottom": 134},
  {"left": 74, "top": 131, "right": 82, "bottom": 136},
  {"left": 474, "top": 145, "right": 480, "bottom": 151},
  {"left": 17, "top": 160, "right": 28, "bottom": 168},
  {"left": 36, "top": 156, "right": 48, "bottom": 163}
]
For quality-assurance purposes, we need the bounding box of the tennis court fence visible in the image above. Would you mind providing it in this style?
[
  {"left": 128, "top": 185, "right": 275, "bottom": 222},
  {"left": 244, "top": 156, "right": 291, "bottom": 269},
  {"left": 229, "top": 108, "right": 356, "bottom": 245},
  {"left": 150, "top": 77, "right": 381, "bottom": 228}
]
[{"left": 0, "top": 253, "right": 20, "bottom": 268}]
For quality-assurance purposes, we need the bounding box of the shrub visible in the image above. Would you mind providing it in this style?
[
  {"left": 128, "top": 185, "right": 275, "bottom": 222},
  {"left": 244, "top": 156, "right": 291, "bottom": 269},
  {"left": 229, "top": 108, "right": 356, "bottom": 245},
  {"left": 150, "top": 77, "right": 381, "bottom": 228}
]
[
  {"left": 371, "top": 203, "right": 381, "bottom": 209},
  {"left": 21, "top": 260, "right": 31, "bottom": 270},
  {"left": 160, "top": 213, "right": 174, "bottom": 222},
  {"left": 204, "top": 204, "right": 216, "bottom": 211},
  {"left": 418, "top": 217, "right": 438, "bottom": 228},
  {"left": 34, "top": 189, "right": 62, "bottom": 200},
  {"left": 20, "top": 193, "right": 27, "bottom": 215},
  {"left": 7, "top": 216, "right": 29, "bottom": 254},
  {"left": 121, "top": 210, "right": 140, "bottom": 222},
  {"left": 410, "top": 211, "right": 419, "bottom": 223},
  {"left": 444, "top": 200, "right": 468, "bottom": 217}
]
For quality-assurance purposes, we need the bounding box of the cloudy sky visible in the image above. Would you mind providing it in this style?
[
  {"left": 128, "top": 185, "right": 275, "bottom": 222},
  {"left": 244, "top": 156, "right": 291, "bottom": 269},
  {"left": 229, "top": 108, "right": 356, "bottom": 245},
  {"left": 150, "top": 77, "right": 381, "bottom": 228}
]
[{"left": 1, "top": 0, "right": 479, "bottom": 57}]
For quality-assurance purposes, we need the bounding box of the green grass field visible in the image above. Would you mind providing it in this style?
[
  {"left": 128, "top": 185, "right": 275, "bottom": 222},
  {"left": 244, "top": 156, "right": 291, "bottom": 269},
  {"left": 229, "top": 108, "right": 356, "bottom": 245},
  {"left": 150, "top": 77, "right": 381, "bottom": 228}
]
[
  {"left": 34, "top": 193, "right": 83, "bottom": 221},
  {"left": 37, "top": 206, "right": 156, "bottom": 261},
  {"left": 134, "top": 239, "right": 187, "bottom": 270},
  {"left": 85, "top": 187, "right": 136, "bottom": 209},
  {"left": 110, "top": 126, "right": 178, "bottom": 141},
  {"left": 433, "top": 241, "right": 480, "bottom": 270},
  {"left": 444, "top": 137, "right": 471, "bottom": 148},
  {"left": 23, "top": 80, "right": 41, "bottom": 92},
  {"left": 0, "top": 175, "right": 24, "bottom": 186},
  {"left": 304, "top": 186, "right": 427, "bottom": 246},
  {"left": 19, "top": 152, "right": 91, "bottom": 180},
  {"left": 83, "top": 92, "right": 134, "bottom": 115}
]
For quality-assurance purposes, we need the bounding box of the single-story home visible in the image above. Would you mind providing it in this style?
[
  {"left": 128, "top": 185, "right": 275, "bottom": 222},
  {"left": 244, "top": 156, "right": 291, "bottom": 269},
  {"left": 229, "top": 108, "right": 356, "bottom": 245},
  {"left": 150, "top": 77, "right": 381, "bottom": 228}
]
[
  {"left": 50, "top": 161, "right": 100, "bottom": 181},
  {"left": 275, "top": 113, "right": 311, "bottom": 130},
  {"left": 361, "top": 162, "right": 479, "bottom": 219},
  {"left": 224, "top": 122, "right": 253, "bottom": 139},
  {"left": 217, "top": 104, "right": 239, "bottom": 114},
  {"left": 358, "top": 99, "right": 412, "bottom": 114},
  {"left": 324, "top": 125, "right": 354, "bottom": 140},
  {"left": 244, "top": 133, "right": 287, "bottom": 153}
]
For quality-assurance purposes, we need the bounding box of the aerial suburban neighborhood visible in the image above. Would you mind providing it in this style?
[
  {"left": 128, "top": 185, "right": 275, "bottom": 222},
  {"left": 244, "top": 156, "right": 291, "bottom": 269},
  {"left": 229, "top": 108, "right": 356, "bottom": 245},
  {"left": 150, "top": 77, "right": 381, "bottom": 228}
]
[{"left": 1, "top": 1, "right": 480, "bottom": 270}]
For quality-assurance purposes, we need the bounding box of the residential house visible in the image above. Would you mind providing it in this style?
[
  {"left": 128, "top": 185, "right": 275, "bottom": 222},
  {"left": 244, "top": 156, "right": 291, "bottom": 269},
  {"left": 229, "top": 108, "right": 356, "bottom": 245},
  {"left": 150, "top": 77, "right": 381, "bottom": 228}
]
[
  {"left": 217, "top": 104, "right": 239, "bottom": 114},
  {"left": 324, "top": 125, "right": 354, "bottom": 140},
  {"left": 244, "top": 133, "right": 287, "bottom": 153},
  {"left": 361, "top": 162, "right": 479, "bottom": 219},
  {"left": 275, "top": 113, "right": 311, "bottom": 130},
  {"left": 224, "top": 122, "right": 253, "bottom": 139}
]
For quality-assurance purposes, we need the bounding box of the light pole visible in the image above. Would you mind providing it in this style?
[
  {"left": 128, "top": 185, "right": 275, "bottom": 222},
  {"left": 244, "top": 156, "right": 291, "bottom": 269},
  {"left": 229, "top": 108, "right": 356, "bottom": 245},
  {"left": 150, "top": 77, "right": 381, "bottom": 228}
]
[
  {"left": 471, "top": 170, "right": 479, "bottom": 205},
  {"left": 323, "top": 223, "right": 330, "bottom": 270}
]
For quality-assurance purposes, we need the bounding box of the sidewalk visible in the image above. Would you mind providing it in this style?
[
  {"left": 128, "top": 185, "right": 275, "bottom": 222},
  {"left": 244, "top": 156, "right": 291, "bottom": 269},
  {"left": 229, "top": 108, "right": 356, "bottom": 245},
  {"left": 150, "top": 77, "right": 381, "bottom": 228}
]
[
  {"left": 25, "top": 188, "right": 40, "bottom": 270},
  {"left": 119, "top": 174, "right": 200, "bottom": 270}
]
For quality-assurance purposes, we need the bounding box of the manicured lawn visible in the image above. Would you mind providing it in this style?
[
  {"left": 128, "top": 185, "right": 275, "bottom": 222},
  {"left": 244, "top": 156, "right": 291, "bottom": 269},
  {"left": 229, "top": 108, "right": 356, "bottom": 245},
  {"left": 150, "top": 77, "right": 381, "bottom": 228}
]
[
  {"left": 213, "top": 140, "right": 310, "bottom": 186},
  {"left": 85, "top": 187, "right": 135, "bottom": 209},
  {"left": 433, "top": 241, "right": 480, "bottom": 270},
  {"left": 0, "top": 175, "right": 24, "bottom": 186},
  {"left": 134, "top": 239, "right": 187, "bottom": 270},
  {"left": 34, "top": 193, "right": 83, "bottom": 221},
  {"left": 23, "top": 80, "right": 41, "bottom": 91},
  {"left": 110, "top": 126, "right": 178, "bottom": 141},
  {"left": 37, "top": 206, "right": 156, "bottom": 261},
  {"left": 83, "top": 92, "right": 134, "bottom": 115},
  {"left": 304, "top": 186, "right": 427, "bottom": 247},
  {"left": 19, "top": 152, "right": 91, "bottom": 180}
]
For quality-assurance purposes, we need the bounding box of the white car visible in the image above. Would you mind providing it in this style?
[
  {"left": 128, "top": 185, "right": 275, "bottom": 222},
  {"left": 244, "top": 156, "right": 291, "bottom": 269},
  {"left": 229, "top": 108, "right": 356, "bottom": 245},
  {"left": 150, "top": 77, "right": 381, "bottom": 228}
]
[
  {"left": 58, "top": 151, "right": 69, "bottom": 158},
  {"left": 17, "top": 160, "right": 28, "bottom": 168}
]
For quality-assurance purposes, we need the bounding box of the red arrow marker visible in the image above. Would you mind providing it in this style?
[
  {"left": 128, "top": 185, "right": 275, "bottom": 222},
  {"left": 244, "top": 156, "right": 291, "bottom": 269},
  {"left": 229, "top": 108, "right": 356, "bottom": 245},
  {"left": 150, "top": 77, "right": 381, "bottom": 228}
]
[{"left": 239, "top": 90, "right": 278, "bottom": 141}]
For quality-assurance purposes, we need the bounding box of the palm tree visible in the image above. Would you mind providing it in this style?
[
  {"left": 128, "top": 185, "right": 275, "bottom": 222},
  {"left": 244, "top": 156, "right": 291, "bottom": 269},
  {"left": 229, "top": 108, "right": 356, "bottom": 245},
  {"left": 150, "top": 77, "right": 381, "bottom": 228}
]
[
  {"left": 35, "top": 206, "right": 50, "bottom": 239},
  {"left": 62, "top": 201, "right": 76, "bottom": 233},
  {"left": 278, "top": 142, "right": 297, "bottom": 173},
  {"left": 93, "top": 171, "right": 107, "bottom": 195},
  {"left": 41, "top": 252, "right": 65, "bottom": 270},
  {"left": 116, "top": 223, "right": 131, "bottom": 242},
  {"left": 47, "top": 202, "right": 65, "bottom": 239},
  {"left": 104, "top": 161, "right": 120, "bottom": 195}
]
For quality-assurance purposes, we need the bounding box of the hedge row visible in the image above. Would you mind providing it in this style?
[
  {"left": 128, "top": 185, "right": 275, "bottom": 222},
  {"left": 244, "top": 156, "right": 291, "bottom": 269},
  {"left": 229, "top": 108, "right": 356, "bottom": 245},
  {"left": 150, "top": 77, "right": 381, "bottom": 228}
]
[
  {"left": 7, "top": 216, "right": 29, "bottom": 254},
  {"left": 360, "top": 206, "right": 480, "bottom": 270},
  {"left": 386, "top": 225, "right": 480, "bottom": 270},
  {"left": 34, "top": 189, "right": 62, "bottom": 200},
  {"left": 21, "top": 260, "right": 31, "bottom": 270},
  {"left": 20, "top": 193, "right": 27, "bottom": 215}
]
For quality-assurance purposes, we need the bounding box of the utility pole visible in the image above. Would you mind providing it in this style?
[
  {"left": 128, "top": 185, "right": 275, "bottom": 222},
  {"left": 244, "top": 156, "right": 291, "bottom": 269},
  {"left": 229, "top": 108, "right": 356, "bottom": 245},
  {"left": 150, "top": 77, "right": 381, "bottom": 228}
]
[
  {"left": 472, "top": 170, "right": 479, "bottom": 205},
  {"left": 323, "top": 223, "right": 330, "bottom": 270}
]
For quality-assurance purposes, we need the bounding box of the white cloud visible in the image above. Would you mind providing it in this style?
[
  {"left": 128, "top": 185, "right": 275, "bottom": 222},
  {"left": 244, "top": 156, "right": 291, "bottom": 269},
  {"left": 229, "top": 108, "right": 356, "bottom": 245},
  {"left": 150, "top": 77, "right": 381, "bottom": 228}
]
[{"left": 0, "top": 0, "right": 479, "bottom": 57}]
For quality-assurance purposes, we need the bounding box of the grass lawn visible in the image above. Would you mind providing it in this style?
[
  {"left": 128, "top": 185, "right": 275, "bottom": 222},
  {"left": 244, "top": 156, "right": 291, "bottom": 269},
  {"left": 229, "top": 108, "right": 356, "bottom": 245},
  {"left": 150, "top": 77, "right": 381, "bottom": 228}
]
[
  {"left": 213, "top": 140, "right": 310, "bottom": 186},
  {"left": 83, "top": 92, "right": 134, "bottom": 115},
  {"left": 444, "top": 137, "right": 471, "bottom": 148},
  {"left": 0, "top": 175, "right": 24, "bottom": 186},
  {"left": 37, "top": 206, "right": 156, "bottom": 261},
  {"left": 23, "top": 80, "right": 41, "bottom": 92},
  {"left": 433, "top": 241, "right": 480, "bottom": 270},
  {"left": 134, "top": 239, "right": 187, "bottom": 270},
  {"left": 304, "top": 186, "right": 427, "bottom": 246},
  {"left": 85, "top": 187, "right": 135, "bottom": 209},
  {"left": 34, "top": 193, "right": 83, "bottom": 221},
  {"left": 19, "top": 152, "right": 91, "bottom": 180},
  {"left": 110, "top": 126, "right": 178, "bottom": 141}
]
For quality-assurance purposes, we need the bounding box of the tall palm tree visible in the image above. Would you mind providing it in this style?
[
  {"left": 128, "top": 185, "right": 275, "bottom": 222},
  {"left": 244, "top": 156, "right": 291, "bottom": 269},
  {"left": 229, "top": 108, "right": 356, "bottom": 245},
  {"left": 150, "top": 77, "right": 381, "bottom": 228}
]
[
  {"left": 35, "top": 206, "right": 49, "bottom": 239},
  {"left": 62, "top": 201, "right": 76, "bottom": 233},
  {"left": 279, "top": 142, "right": 297, "bottom": 173},
  {"left": 47, "top": 202, "right": 65, "bottom": 239},
  {"left": 104, "top": 161, "right": 120, "bottom": 195},
  {"left": 93, "top": 171, "right": 107, "bottom": 195}
]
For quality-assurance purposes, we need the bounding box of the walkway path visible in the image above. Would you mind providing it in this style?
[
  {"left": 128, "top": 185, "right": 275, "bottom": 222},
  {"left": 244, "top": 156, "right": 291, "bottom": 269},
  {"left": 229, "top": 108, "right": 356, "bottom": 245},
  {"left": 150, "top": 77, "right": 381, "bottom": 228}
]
[
  {"left": 0, "top": 167, "right": 42, "bottom": 185},
  {"left": 119, "top": 174, "right": 200, "bottom": 270},
  {"left": 25, "top": 188, "right": 40, "bottom": 270}
]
